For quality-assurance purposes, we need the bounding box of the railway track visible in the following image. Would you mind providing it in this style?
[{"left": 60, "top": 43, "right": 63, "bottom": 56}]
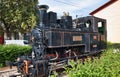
[
  {"left": 0, "top": 66, "right": 67, "bottom": 77},
  {"left": 0, "top": 67, "right": 21, "bottom": 77}
]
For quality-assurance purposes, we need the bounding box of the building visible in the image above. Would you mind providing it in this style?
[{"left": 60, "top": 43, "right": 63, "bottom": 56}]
[
  {"left": 90, "top": 0, "right": 120, "bottom": 43},
  {"left": 0, "top": 31, "right": 28, "bottom": 45}
]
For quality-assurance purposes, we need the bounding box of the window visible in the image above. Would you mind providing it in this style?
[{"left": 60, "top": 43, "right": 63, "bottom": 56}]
[
  {"left": 7, "top": 32, "right": 11, "bottom": 40},
  {"left": 73, "top": 22, "right": 76, "bottom": 28},
  {"left": 98, "top": 22, "right": 102, "bottom": 27},
  {"left": 14, "top": 32, "right": 19, "bottom": 40},
  {"left": 85, "top": 20, "right": 91, "bottom": 28},
  {"left": 98, "top": 22, "right": 105, "bottom": 35}
]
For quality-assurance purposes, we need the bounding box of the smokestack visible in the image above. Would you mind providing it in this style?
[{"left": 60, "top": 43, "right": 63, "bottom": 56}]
[{"left": 38, "top": 5, "right": 49, "bottom": 28}]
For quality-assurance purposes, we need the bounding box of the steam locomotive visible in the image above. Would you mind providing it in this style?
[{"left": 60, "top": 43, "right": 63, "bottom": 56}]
[{"left": 10, "top": 5, "right": 107, "bottom": 77}]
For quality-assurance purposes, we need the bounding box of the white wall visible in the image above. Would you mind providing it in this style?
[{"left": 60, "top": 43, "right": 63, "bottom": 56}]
[
  {"left": 5, "top": 40, "right": 26, "bottom": 45},
  {"left": 93, "top": 1, "right": 120, "bottom": 43}
]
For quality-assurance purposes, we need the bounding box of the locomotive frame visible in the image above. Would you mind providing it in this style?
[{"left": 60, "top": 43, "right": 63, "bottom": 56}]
[{"left": 10, "top": 5, "right": 107, "bottom": 77}]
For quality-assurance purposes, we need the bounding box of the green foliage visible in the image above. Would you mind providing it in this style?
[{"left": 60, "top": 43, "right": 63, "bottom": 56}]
[
  {"left": 65, "top": 44, "right": 120, "bottom": 77},
  {"left": 0, "top": 0, "right": 38, "bottom": 33},
  {"left": 0, "top": 44, "right": 32, "bottom": 67},
  {"left": 51, "top": 71, "right": 59, "bottom": 77}
]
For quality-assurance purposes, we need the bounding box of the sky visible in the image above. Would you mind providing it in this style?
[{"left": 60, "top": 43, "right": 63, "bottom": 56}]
[{"left": 38, "top": 0, "right": 110, "bottom": 19}]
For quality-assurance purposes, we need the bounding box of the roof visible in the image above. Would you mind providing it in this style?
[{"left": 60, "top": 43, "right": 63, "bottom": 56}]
[{"left": 90, "top": 0, "right": 118, "bottom": 15}]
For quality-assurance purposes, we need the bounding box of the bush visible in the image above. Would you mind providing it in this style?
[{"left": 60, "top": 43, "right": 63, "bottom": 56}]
[
  {"left": 0, "top": 44, "right": 32, "bottom": 67},
  {"left": 65, "top": 44, "right": 120, "bottom": 77}
]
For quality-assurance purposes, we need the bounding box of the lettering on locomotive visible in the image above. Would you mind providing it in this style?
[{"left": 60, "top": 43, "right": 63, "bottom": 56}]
[
  {"left": 73, "top": 36, "right": 82, "bottom": 41},
  {"left": 93, "top": 44, "right": 97, "bottom": 47}
]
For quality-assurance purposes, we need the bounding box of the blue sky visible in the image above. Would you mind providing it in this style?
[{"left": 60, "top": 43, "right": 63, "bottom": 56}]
[{"left": 39, "top": 0, "right": 109, "bottom": 19}]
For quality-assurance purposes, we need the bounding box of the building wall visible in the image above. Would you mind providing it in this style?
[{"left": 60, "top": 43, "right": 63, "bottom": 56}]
[
  {"left": 3, "top": 32, "right": 26, "bottom": 45},
  {"left": 92, "top": 1, "right": 120, "bottom": 43}
]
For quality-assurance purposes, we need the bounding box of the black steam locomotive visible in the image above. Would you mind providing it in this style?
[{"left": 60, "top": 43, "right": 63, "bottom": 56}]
[{"left": 10, "top": 5, "right": 107, "bottom": 77}]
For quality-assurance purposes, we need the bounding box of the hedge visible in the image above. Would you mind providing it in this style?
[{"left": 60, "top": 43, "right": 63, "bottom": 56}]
[{"left": 0, "top": 44, "right": 32, "bottom": 67}]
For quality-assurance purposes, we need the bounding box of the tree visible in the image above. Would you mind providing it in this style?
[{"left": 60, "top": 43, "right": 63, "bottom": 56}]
[{"left": 0, "top": 0, "right": 38, "bottom": 39}]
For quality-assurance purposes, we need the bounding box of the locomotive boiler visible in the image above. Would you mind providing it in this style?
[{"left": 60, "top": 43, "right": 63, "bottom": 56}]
[{"left": 10, "top": 5, "right": 107, "bottom": 77}]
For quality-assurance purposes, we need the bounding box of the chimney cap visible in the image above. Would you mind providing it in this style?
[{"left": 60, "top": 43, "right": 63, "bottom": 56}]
[{"left": 38, "top": 5, "right": 49, "bottom": 10}]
